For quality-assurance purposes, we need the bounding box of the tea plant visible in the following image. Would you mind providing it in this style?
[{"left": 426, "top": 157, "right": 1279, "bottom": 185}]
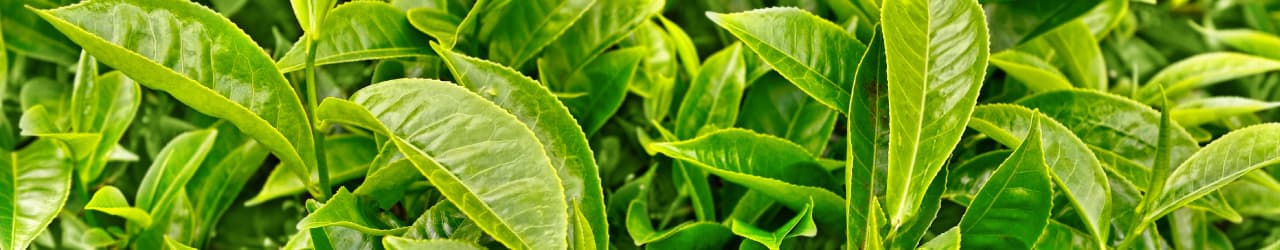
[{"left": 3, "top": 0, "right": 1280, "bottom": 249}]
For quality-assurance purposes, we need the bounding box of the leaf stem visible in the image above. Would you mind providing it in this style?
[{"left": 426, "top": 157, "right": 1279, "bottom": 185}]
[{"left": 303, "top": 36, "right": 331, "bottom": 201}]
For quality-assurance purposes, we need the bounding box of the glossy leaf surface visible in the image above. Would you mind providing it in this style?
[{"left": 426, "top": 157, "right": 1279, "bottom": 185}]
[{"left": 881, "top": 0, "right": 989, "bottom": 227}]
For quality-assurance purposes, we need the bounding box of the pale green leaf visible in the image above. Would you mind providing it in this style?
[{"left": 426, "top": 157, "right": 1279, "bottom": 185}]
[
  {"left": 316, "top": 79, "right": 568, "bottom": 250},
  {"left": 277, "top": 1, "right": 432, "bottom": 73},
  {"left": 1172, "top": 97, "right": 1280, "bottom": 127},
  {"left": 136, "top": 130, "right": 218, "bottom": 212},
  {"left": 32, "top": 0, "right": 318, "bottom": 183},
  {"left": 435, "top": 47, "right": 608, "bottom": 248},
  {"left": 988, "top": 50, "right": 1073, "bottom": 92},
  {"left": 85, "top": 186, "right": 153, "bottom": 228},
  {"left": 1209, "top": 29, "right": 1280, "bottom": 60},
  {"left": 297, "top": 188, "right": 406, "bottom": 235},
  {"left": 708, "top": 7, "right": 866, "bottom": 115},
  {"left": 1137, "top": 53, "right": 1280, "bottom": 104},
  {"left": 0, "top": 139, "right": 73, "bottom": 250},
  {"left": 918, "top": 227, "right": 959, "bottom": 250},
  {"left": 881, "top": 0, "right": 989, "bottom": 227},
  {"left": 1148, "top": 123, "right": 1280, "bottom": 221}
]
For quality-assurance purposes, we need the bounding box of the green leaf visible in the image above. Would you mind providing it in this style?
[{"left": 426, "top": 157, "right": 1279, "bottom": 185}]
[
  {"left": 847, "top": 26, "right": 887, "bottom": 248},
  {"left": 959, "top": 117, "right": 1052, "bottom": 249},
  {"left": 404, "top": 200, "right": 482, "bottom": 241},
  {"left": 185, "top": 123, "right": 271, "bottom": 247},
  {"left": 675, "top": 44, "right": 748, "bottom": 139},
  {"left": 32, "top": 0, "right": 318, "bottom": 185},
  {"left": 730, "top": 201, "right": 817, "bottom": 250},
  {"left": 918, "top": 227, "right": 960, "bottom": 250},
  {"left": 353, "top": 160, "right": 422, "bottom": 209},
  {"left": 435, "top": 46, "right": 608, "bottom": 248},
  {"left": 0, "top": 0, "right": 77, "bottom": 65},
  {"left": 70, "top": 70, "right": 141, "bottom": 182},
  {"left": 988, "top": 50, "right": 1073, "bottom": 92},
  {"left": 538, "top": 0, "right": 662, "bottom": 89},
  {"left": 739, "top": 74, "right": 839, "bottom": 155},
  {"left": 647, "top": 128, "right": 845, "bottom": 228},
  {"left": 1209, "top": 29, "right": 1280, "bottom": 60},
  {"left": 290, "top": 0, "right": 336, "bottom": 40},
  {"left": 1018, "top": 90, "right": 1199, "bottom": 171},
  {"left": 1016, "top": 20, "right": 1107, "bottom": 90},
  {"left": 708, "top": 7, "right": 866, "bottom": 115},
  {"left": 479, "top": 0, "right": 595, "bottom": 67},
  {"left": 245, "top": 135, "right": 380, "bottom": 206},
  {"left": 298, "top": 188, "right": 406, "bottom": 235},
  {"left": 85, "top": 186, "right": 153, "bottom": 228},
  {"left": 1137, "top": 53, "right": 1280, "bottom": 104},
  {"left": 966, "top": 104, "right": 1110, "bottom": 247},
  {"left": 1147, "top": 123, "right": 1280, "bottom": 221},
  {"left": 136, "top": 129, "right": 217, "bottom": 213},
  {"left": 1172, "top": 97, "right": 1280, "bottom": 127},
  {"left": 316, "top": 79, "right": 569, "bottom": 250},
  {"left": 1033, "top": 221, "right": 1096, "bottom": 249},
  {"left": 407, "top": 8, "right": 464, "bottom": 49},
  {"left": 554, "top": 47, "right": 645, "bottom": 136},
  {"left": 0, "top": 139, "right": 73, "bottom": 250},
  {"left": 277, "top": 1, "right": 432, "bottom": 73},
  {"left": 881, "top": 0, "right": 989, "bottom": 227},
  {"left": 984, "top": 0, "right": 1105, "bottom": 51},
  {"left": 383, "top": 237, "right": 484, "bottom": 250}
]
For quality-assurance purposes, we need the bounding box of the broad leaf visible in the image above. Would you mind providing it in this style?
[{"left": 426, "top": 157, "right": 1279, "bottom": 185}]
[
  {"left": 959, "top": 117, "right": 1052, "bottom": 249},
  {"left": 136, "top": 129, "right": 217, "bottom": 213},
  {"left": 478, "top": 0, "right": 595, "bottom": 67},
  {"left": 277, "top": 1, "right": 432, "bottom": 73},
  {"left": 967, "top": 104, "right": 1110, "bottom": 247},
  {"left": 881, "top": 0, "right": 989, "bottom": 227},
  {"left": 708, "top": 7, "right": 866, "bottom": 115},
  {"left": 0, "top": 140, "right": 73, "bottom": 250},
  {"left": 316, "top": 79, "right": 569, "bottom": 250},
  {"left": 1019, "top": 90, "right": 1199, "bottom": 170},
  {"left": 435, "top": 46, "right": 609, "bottom": 248},
  {"left": 33, "top": 0, "right": 318, "bottom": 184}
]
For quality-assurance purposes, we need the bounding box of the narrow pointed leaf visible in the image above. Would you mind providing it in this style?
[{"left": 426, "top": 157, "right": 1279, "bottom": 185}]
[
  {"left": 1137, "top": 53, "right": 1280, "bottom": 104},
  {"left": 966, "top": 104, "right": 1110, "bottom": 247},
  {"left": 136, "top": 130, "right": 218, "bottom": 212},
  {"left": 647, "top": 129, "right": 845, "bottom": 228},
  {"left": 881, "top": 0, "right": 989, "bottom": 227},
  {"left": 959, "top": 117, "right": 1052, "bottom": 249},
  {"left": 1209, "top": 29, "right": 1280, "bottom": 60},
  {"left": 989, "top": 50, "right": 1073, "bottom": 92},
  {"left": 1172, "top": 97, "right": 1280, "bottom": 127}
]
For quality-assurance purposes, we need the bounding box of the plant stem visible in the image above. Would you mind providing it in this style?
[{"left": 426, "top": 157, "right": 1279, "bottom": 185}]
[{"left": 303, "top": 36, "right": 331, "bottom": 201}]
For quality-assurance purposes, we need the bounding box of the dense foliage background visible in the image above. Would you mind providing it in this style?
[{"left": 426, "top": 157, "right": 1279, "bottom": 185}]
[{"left": 4, "top": 0, "right": 1280, "bottom": 249}]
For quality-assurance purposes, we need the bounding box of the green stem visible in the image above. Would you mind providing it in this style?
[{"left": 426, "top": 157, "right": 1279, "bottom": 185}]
[{"left": 303, "top": 36, "right": 331, "bottom": 201}]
